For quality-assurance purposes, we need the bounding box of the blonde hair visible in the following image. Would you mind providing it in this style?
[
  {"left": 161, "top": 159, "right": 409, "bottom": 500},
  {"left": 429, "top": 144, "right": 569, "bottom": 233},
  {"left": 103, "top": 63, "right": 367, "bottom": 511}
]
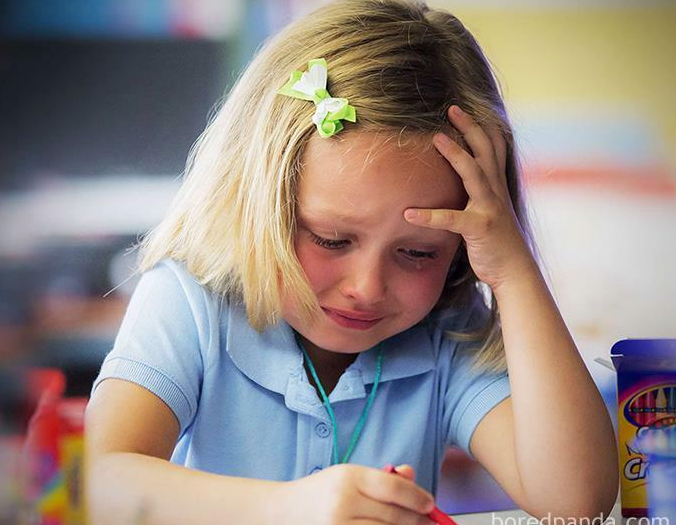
[{"left": 137, "top": 0, "right": 537, "bottom": 374}]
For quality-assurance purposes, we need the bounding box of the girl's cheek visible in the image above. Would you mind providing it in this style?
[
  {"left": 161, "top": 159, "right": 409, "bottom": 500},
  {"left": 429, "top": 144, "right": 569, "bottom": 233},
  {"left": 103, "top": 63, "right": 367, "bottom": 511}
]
[
  {"left": 406, "top": 269, "right": 446, "bottom": 297},
  {"left": 400, "top": 261, "right": 453, "bottom": 308},
  {"left": 294, "top": 241, "right": 340, "bottom": 288}
]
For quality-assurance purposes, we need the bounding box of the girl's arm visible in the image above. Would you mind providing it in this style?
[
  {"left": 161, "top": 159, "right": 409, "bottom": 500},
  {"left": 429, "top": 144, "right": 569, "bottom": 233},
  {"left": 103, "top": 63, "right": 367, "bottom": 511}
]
[
  {"left": 470, "top": 259, "right": 619, "bottom": 519},
  {"left": 86, "top": 378, "right": 435, "bottom": 525},
  {"left": 85, "top": 379, "right": 281, "bottom": 525}
]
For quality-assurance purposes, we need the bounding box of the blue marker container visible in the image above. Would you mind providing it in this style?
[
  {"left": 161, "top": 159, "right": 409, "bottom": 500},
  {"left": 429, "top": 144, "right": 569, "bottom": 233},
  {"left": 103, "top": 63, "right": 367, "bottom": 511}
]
[{"left": 632, "top": 426, "right": 676, "bottom": 523}]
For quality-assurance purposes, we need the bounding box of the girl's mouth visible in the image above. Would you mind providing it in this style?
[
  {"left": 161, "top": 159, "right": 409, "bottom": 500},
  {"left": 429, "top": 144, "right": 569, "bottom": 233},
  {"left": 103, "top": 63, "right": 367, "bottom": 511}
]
[{"left": 321, "top": 308, "right": 383, "bottom": 330}]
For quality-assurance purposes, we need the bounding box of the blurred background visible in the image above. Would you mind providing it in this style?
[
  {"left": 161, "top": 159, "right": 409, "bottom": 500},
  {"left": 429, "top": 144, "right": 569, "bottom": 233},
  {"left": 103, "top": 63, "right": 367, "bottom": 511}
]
[{"left": 0, "top": 0, "right": 674, "bottom": 517}]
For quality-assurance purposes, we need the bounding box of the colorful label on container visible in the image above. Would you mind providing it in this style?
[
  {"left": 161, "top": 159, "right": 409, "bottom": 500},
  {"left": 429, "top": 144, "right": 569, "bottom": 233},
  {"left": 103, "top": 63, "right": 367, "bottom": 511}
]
[{"left": 612, "top": 339, "right": 676, "bottom": 518}]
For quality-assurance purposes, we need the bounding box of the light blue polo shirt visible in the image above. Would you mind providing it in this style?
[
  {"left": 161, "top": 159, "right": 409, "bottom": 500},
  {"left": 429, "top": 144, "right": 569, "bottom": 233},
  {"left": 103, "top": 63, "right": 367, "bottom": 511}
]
[{"left": 92, "top": 259, "right": 510, "bottom": 495}]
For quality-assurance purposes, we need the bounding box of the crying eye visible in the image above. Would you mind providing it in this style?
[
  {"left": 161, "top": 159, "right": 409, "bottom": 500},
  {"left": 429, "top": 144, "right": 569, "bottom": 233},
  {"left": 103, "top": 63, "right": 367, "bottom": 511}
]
[
  {"left": 310, "top": 233, "right": 348, "bottom": 249},
  {"left": 401, "top": 249, "right": 437, "bottom": 260}
]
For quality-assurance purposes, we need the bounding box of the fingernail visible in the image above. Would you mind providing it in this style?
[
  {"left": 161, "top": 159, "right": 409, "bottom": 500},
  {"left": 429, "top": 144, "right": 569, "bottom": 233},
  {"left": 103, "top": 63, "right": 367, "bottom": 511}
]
[
  {"left": 451, "top": 105, "right": 463, "bottom": 116},
  {"left": 404, "top": 209, "right": 419, "bottom": 220}
]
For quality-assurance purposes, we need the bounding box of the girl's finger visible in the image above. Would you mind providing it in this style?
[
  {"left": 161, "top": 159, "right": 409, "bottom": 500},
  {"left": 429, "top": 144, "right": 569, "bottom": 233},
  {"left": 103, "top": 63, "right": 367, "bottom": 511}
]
[
  {"left": 433, "top": 133, "right": 493, "bottom": 203},
  {"left": 352, "top": 497, "right": 435, "bottom": 525},
  {"left": 446, "top": 105, "right": 501, "bottom": 194},
  {"left": 358, "top": 469, "right": 434, "bottom": 516},
  {"left": 404, "top": 208, "right": 472, "bottom": 237},
  {"left": 486, "top": 126, "right": 508, "bottom": 183},
  {"left": 485, "top": 126, "right": 511, "bottom": 202}
]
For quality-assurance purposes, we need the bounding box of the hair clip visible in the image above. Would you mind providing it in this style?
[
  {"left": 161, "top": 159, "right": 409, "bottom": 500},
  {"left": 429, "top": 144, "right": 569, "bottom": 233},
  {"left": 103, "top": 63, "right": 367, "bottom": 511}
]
[{"left": 277, "top": 58, "right": 356, "bottom": 138}]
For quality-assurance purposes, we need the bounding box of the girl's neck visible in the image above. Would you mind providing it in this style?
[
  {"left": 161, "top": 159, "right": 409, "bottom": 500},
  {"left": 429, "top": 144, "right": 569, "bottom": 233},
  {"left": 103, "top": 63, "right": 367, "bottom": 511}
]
[{"left": 298, "top": 335, "right": 359, "bottom": 396}]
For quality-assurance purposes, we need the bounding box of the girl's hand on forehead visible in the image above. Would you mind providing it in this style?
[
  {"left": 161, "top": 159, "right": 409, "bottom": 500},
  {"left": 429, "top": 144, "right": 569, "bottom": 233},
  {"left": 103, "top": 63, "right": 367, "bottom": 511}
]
[{"left": 404, "top": 105, "right": 536, "bottom": 292}]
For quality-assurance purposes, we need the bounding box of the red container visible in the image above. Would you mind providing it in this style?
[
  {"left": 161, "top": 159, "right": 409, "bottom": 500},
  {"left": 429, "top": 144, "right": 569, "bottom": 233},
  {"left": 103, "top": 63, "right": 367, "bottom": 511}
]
[{"left": 23, "top": 368, "right": 67, "bottom": 525}]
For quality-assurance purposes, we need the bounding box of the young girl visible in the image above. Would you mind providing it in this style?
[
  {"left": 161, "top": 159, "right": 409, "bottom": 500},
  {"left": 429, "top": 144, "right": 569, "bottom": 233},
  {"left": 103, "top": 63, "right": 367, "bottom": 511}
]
[{"left": 85, "top": 1, "right": 618, "bottom": 524}]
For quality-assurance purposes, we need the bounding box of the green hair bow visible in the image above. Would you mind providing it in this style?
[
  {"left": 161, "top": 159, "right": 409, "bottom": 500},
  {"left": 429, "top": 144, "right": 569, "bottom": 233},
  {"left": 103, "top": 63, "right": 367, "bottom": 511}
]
[{"left": 277, "top": 58, "right": 357, "bottom": 138}]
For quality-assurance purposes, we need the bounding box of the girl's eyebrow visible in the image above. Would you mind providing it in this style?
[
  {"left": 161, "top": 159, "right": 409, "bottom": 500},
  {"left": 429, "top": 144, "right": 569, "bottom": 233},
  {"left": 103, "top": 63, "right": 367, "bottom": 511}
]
[{"left": 299, "top": 208, "right": 372, "bottom": 226}]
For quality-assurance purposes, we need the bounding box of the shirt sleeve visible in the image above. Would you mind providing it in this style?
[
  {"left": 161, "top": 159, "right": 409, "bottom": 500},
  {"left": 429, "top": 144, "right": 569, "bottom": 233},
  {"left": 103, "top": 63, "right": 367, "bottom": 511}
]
[
  {"left": 439, "top": 302, "right": 511, "bottom": 458},
  {"left": 91, "top": 259, "right": 211, "bottom": 436}
]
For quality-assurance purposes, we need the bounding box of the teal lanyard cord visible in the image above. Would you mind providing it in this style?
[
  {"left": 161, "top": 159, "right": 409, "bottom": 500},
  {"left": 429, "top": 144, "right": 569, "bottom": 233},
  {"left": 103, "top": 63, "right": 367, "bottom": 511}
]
[{"left": 295, "top": 334, "right": 384, "bottom": 465}]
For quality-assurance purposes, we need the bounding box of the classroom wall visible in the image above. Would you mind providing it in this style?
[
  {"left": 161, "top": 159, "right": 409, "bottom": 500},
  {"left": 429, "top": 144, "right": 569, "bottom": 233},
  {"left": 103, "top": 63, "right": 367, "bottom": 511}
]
[{"left": 445, "top": 3, "right": 676, "bottom": 169}]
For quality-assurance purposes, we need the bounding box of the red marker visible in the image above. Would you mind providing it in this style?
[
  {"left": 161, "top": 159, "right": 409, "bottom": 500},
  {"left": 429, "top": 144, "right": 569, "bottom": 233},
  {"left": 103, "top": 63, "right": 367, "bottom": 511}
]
[{"left": 383, "top": 464, "right": 459, "bottom": 525}]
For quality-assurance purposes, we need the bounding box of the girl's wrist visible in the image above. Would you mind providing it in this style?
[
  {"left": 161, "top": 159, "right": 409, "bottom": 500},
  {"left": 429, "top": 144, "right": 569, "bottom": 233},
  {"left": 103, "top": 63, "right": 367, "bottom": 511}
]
[
  {"left": 220, "top": 477, "right": 289, "bottom": 525},
  {"left": 490, "top": 255, "right": 543, "bottom": 302},
  {"left": 264, "top": 479, "right": 295, "bottom": 525}
]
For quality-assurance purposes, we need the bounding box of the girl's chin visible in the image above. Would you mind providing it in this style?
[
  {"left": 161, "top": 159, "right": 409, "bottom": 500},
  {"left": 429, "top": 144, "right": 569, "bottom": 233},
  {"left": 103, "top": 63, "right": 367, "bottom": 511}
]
[{"left": 309, "top": 329, "right": 386, "bottom": 354}]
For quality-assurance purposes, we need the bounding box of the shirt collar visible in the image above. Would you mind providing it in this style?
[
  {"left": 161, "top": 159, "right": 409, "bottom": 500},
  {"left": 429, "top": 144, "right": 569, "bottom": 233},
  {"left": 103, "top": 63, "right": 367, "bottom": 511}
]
[{"left": 224, "top": 300, "right": 436, "bottom": 396}]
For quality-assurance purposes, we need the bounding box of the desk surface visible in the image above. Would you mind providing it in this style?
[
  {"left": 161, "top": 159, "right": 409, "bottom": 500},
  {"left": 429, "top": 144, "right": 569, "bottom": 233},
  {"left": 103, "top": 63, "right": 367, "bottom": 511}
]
[{"left": 453, "top": 500, "right": 622, "bottom": 524}]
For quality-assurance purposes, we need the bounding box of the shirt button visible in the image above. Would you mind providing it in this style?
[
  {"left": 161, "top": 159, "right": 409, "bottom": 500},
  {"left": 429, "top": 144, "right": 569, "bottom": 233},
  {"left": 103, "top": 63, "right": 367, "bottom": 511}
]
[{"left": 315, "top": 422, "right": 330, "bottom": 438}]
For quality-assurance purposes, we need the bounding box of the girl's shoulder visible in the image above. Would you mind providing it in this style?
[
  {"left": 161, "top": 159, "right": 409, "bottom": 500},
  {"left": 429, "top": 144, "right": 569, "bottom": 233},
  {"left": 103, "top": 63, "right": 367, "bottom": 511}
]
[
  {"left": 137, "top": 258, "right": 229, "bottom": 326},
  {"left": 145, "top": 257, "right": 201, "bottom": 288},
  {"left": 138, "top": 257, "right": 195, "bottom": 290},
  {"left": 143, "top": 258, "right": 226, "bottom": 303}
]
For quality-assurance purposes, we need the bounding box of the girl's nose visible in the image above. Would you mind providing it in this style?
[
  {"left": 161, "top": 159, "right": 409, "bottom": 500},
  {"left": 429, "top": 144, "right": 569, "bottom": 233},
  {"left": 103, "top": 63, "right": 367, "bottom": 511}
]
[{"left": 339, "top": 257, "right": 387, "bottom": 305}]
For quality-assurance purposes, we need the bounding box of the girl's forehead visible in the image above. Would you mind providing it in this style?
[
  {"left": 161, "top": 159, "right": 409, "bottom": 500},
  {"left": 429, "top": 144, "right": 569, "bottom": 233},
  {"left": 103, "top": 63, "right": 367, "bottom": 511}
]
[
  {"left": 298, "top": 131, "right": 467, "bottom": 214},
  {"left": 302, "top": 132, "right": 430, "bottom": 185},
  {"left": 302, "top": 130, "right": 433, "bottom": 165}
]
